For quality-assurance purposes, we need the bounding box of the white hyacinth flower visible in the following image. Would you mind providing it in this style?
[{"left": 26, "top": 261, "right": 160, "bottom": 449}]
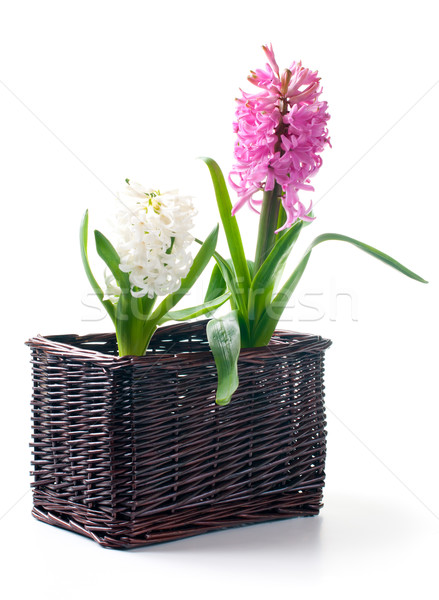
[{"left": 105, "top": 181, "right": 196, "bottom": 299}]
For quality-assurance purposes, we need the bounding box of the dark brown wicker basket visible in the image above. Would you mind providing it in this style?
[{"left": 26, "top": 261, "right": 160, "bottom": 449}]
[{"left": 27, "top": 320, "right": 331, "bottom": 549}]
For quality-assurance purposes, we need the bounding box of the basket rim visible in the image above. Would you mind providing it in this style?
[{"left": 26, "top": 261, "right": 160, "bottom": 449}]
[{"left": 26, "top": 320, "right": 331, "bottom": 366}]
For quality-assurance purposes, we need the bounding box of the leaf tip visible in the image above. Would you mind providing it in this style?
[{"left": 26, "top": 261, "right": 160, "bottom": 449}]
[
  {"left": 215, "top": 396, "right": 232, "bottom": 406},
  {"left": 80, "top": 209, "right": 89, "bottom": 228}
]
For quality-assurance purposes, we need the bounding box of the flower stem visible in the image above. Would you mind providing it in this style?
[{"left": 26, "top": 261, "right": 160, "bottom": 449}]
[{"left": 254, "top": 183, "right": 282, "bottom": 272}]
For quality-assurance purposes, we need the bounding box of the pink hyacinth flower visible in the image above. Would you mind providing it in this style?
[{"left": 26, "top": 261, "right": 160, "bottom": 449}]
[{"left": 229, "top": 44, "right": 330, "bottom": 232}]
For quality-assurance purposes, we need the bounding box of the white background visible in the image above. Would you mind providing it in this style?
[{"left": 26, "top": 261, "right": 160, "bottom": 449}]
[{"left": 1, "top": 0, "right": 438, "bottom": 598}]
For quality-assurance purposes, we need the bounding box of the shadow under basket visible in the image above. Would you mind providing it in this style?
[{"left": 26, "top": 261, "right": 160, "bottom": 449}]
[{"left": 27, "top": 320, "right": 331, "bottom": 549}]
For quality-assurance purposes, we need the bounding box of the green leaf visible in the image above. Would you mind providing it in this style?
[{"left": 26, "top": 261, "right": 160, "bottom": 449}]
[
  {"left": 197, "top": 243, "right": 242, "bottom": 310},
  {"left": 275, "top": 203, "right": 288, "bottom": 241},
  {"left": 93, "top": 227, "right": 158, "bottom": 356},
  {"left": 254, "top": 186, "right": 282, "bottom": 271},
  {"left": 207, "top": 311, "right": 241, "bottom": 405},
  {"left": 94, "top": 229, "right": 130, "bottom": 290},
  {"left": 311, "top": 234, "right": 428, "bottom": 282},
  {"left": 218, "top": 257, "right": 256, "bottom": 346},
  {"left": 140, "top": 293, "right": 157, "bottom": 321},
  {"left": 246, "top": 259, "right": 256, "bottom": 279},
  {"left": 79, "top": 210, "right": 115, "bottom": 323},
  {"left": 150, "top": 225, "right": 219, "bottom": 323},
  {"left": 196, "top": 242, "right": 253, "bottom": 346},
  {"left": 249, "top": 219, "right": 303, "bottom": 326},
  {"left": 211, "top": 251, "right": 251, "bottom": 341},
  {"left": 204, "top": 263, "right": 227, "bottom": 303},
  {"left": 253, "top": 232, "right": 428, "bottom": 346},
  {"left": 158, "top": 292, "right": 231, "bottom": 324},
  {"left": 200, "top": 157, "right": 252, "bottom": 299},
  {"left": 205, "top": 258, "right": 255, "bottom": 302}
]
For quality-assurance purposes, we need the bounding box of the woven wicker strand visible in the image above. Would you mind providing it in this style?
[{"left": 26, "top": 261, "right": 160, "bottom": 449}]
[{"left": 27, "top": 320, "right": 331, "bottom": 549}]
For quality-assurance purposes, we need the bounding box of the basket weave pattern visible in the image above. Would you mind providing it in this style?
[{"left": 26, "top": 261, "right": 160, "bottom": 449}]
[{"left": 27, "top": 321, "right": 331, "bottom": 549}]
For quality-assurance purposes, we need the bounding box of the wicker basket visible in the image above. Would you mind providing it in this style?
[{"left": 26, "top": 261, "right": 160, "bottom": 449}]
[{"left": 27, "top": 320, "right": 331, "bottom": 549}]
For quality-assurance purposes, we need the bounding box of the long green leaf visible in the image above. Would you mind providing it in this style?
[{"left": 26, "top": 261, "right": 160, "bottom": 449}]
[
  {"left": 253, "top": 232, "right": 428, "bottom": 346},
  {"left": 150, "top": 225, "right": 219, "bottom": 323},
  {"left": 210, "top": 251, "right": 251, "bottom": 343},
  {"left": 249, "top": 220, "right": 303, "bottom": 325},
  {"left": 207, "top": 311, "right": 241, "bottom": 405},
  {"left": 200, "top": 157, "right": 252, "bottom": 299},
  {"left": 196, "top": 241, "right": 253, "bottom": 345},
  {"left": 205, "top": 257, "right": 255, "bottom": 303},
  {"left": 254, "top": 186, "right": 282, "bottom": 270},
  {"left": 94, "top": 229, "right": 130, "bottom": 290},
  {"left": 245, "top": 259, "right": 256, "bottom": 280},
  {"left": 214, "top": 257, "right": 255, "bottom": 346},
  {"left": 79, "top": 210, "right": 115, "bottom": 323},
  {"left": 275, "top": 204, "right": 288, "bottom": 240},
  {"left": 205, "top": 263, "right": 227, "bottom": 303},
  {"left": 196, "top": 241, "right": 243, "bottom": 311},
  {"left": 158, "top": 292, "right": 231, "bottom": 324}
]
